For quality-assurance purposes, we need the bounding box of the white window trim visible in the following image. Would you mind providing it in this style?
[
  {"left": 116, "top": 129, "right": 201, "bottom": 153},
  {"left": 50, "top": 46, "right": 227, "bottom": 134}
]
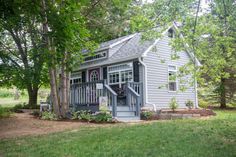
[
  {"left": 168, "top": 65, "right": 178, "bottom": 92},
  {"left": 89, "top": 70, "right": 99, "bottom": 82},
  {"left": 70, "top": 72, "right": 82, "bottom": 84},
  {"left": 83, "top": 50, "right": 108, "bottom": 63},
  {"left": 107, "top": 62, "right": 133, "bottom": 87}
]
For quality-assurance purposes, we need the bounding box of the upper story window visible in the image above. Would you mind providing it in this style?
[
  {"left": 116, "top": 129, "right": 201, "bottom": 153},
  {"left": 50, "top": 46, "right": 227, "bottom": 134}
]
[
  {"left": 168, "top": 28, "right": 174, "bottom": 38},
  {"left": 108, "top": 62, "right": 133, "bottom": 85},
  {"left": 70, "top": 72, "right": 82, "bottom": 84},
  {"left": 84, "top": 50, "right": 107, "bottom": 62},
  {"left": 168, "top": 65, "right": 177, "bottom": 91}
]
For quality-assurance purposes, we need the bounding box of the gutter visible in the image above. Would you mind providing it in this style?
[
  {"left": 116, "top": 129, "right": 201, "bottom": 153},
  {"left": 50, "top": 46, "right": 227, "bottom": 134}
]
[{"left": 138, "top": 57, "right": 157, "bottom": 111}]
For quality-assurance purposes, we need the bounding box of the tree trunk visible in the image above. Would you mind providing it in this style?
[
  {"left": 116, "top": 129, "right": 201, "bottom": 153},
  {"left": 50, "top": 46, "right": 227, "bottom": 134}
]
[
  {"left": 49, "top": 67, "right": 60, "bottom": 116},
  {"left": 27, "top": 87, "right": 38, "bottom": 108},
  {"left": 220, "top": 78, "right": 227, "bottom": 108},
  {"left": 41, "top": 0, "right": 60, "bottom": 116},
  {"left": 59, "top": 53, "right": 69, "bottom": 118}
]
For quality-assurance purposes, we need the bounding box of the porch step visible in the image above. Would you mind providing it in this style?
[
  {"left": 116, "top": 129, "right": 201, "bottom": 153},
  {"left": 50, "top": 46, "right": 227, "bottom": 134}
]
[
  {"left": 116, "top": 116, "right": 140, "bottom": 122},
  {"left": 109, "top": 106, "right": 135, "bottom": 111},
  {"left": 117, "top": 111, "right": 135, "bottom": 117}
]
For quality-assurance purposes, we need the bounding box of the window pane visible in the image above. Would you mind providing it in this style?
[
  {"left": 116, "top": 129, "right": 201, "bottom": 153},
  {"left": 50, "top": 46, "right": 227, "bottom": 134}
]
[
  {"left": 169, "top": 71, "right": 176, "bottom": 81},
  {"left": 74, "top": 79, "right": 79, "bottom": 84},
  {"left": 168, "top": 65, "right": 176, "bottom": 71},
  {"left": 169, "top": 82, "right": 177, "bottom": 91}
]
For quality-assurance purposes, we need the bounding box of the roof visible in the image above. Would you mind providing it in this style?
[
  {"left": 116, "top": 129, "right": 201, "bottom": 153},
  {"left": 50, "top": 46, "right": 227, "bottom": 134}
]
[
  {"left": 78, "top": 33, "right": 155, "bottom": 69},
  {"left": 76, "top": 23, "right": 201, "bottom": 70}
]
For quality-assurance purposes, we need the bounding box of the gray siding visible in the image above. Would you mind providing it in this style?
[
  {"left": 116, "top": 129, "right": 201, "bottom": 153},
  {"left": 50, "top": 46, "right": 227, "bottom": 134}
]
[{"left": 143, "top": 35, "right": 196, "bottom": 108}]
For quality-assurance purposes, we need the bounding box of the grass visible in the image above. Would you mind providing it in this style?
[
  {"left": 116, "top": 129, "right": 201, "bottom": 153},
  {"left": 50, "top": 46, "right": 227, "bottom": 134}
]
[
  {"left": 0, "top": 110, "right": 236, "bottom": 157},
  {"left": 0, "top": 106, "right": 11, "bottom": 118}
]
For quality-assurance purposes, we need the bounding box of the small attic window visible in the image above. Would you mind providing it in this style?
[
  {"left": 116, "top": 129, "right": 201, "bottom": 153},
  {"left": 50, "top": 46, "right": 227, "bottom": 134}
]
[
  {"left": 84, "top": 50, "right": 108, "bottom": 62},
  {"left": 168, "top": 28, "right": 174, "bottom": 38}
]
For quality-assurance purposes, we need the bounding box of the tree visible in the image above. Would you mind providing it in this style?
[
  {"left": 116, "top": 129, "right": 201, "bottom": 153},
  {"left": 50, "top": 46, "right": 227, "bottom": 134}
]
[
  {"left": 0, "top": 0, "right": 48, "bottom": 107},
  {"left": 39, "top": 0, "right": 140, "bottom": 117},
  {"left": 176, "top": 0, "right": 236, "bottom": 108}
]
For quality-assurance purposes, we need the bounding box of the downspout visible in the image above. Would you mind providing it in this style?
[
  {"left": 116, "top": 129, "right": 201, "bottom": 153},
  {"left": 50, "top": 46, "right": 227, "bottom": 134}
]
[
  {"left": 138, "top": 57, "right": 156, "bottom": 111},
  {"left": 194, "top": 68, "right": 199, "bottom": 108}
]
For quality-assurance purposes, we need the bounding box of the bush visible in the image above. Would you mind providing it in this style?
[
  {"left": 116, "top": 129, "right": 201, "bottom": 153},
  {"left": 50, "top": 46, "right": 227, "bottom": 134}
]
[
  {"left": 199, "top": 99, "right": 209, "bottom": 108},
  {"left": 77, "top": 110, "right": 93, "bottom": 122},
  {"left": 169, "top": 97, "right": 179, "bottom": 112},
  {"left": 74, "top": 110, "right": 113, "bottom": 123},
  {"left": 41, "top": 111, "right": 58, "bottom": 120},
  {"left": 71, "top": 111, "right": 79, "bottom": 120},
  {"left": 185, "top": 100, "right": 194, "bottom": 109},
  {"left": 0, "top": 106, "right": 11, "bottom": 118},
  {"left": 141, "top": 111, "right": 154, "bottom": 120},
  {"left": 93, "top": 112, "right": 112, "bottom": 123}
]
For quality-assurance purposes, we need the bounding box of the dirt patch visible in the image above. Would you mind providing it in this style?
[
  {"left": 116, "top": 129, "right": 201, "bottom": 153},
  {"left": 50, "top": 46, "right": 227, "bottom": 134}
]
[
  {"left": 0, "top": 112, "right": 113, "bottom": 140},
  {"left": 161, "top": 109, "right": 216, "bottom": 116}
]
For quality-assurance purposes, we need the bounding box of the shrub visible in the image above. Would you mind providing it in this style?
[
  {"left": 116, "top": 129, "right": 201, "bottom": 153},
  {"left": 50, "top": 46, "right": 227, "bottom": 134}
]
[
  {"left": 77, "top": 110, "right": 93, "bottom": 122},
  {"left": 169, "top": 97, "right": 179, "bottom": 112},
  {"left": 185, "top": 100, "right": 194, "bottom": 109},
  {"left": 93, "top": 112, "right": 112, "bottom": 123},
  {"left": 71, "top": 111, "right": 79, "bottom": 120},
  {"left": 0, "top": 106, "right": 11, "bottom": 118},
  {"left": 199, "top": 99, "right": 209, "bottom": 108},
  {"left": 41, "top": 111, "right": 58, "bottom": 120},
  {"left": 141, "top": 111, "right": 154, "bottom": 120}
]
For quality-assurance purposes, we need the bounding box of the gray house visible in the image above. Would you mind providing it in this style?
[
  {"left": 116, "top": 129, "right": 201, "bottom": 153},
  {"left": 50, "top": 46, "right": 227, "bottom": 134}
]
[{"left": 70, "top": 23, "right": 201, "bottom": 121}]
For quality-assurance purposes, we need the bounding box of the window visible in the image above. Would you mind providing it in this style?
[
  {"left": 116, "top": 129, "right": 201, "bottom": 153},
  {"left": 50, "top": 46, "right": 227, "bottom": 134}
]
[
  {"left": 168, "top": 65, "right": 177, "bottom": 91},
  {"left": 84, "top": 50, "right": 107, "bottom": 62},
  {"left": 109, "top": 72, "right": 119, "bottom": 84},
  {"left": 70, "top": 72, "right": 82, "bottom": 84},
  {"left": 168, "top": 28, "right": 174, "bottom": 38},
  {"left": 121, "top": 70, "right": 132, "bottom": 82},
  {"left": 108, "top": 63, "right": 133, "bottom": 86},
  {"left": 90, "top": 70, "right": 99, "bottom": 81}
]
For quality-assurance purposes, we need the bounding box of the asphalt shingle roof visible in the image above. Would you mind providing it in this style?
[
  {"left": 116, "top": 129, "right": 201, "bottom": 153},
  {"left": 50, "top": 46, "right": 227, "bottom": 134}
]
[{"left": 78, "top": 33, "right": 155, "bottom": 69}]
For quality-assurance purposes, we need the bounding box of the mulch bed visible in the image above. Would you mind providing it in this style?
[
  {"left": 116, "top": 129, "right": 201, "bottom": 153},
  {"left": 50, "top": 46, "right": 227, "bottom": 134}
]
[{"left": 162, "top": 109, "right": 216, "bottom": 116}]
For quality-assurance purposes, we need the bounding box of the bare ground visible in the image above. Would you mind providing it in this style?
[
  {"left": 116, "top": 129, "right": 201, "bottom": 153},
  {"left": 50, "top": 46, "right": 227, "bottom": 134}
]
[{"left": 0, "top": 112, "right": 113, "bottom": 140}]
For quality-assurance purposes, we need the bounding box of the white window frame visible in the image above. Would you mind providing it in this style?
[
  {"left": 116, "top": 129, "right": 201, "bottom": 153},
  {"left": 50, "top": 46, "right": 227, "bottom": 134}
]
[
  {"left": 84, "top": 50, "right": 108, "bottom": 63},
  {"left": 107, "top": 62, "right": 133, "bottom": 87},
  {"left": 168, "top": 65, "right": 178, "bottom": 92},
  {"left": 70, "top": 72, "right": 82, "bottom": 84},
  {"left": 89, "top": 70, "right": 99, "bottom": 82}
]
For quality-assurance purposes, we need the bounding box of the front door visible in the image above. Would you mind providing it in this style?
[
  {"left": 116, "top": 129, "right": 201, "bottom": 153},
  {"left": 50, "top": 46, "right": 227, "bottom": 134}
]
[{"left": 89, "top": 68, "right": 100, "bottom": 82}]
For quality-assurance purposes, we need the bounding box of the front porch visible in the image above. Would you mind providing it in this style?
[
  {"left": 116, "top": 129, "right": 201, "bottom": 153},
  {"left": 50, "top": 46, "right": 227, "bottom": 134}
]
[{"left": 69, "top": 80, "right": 143, "bottom": 120}]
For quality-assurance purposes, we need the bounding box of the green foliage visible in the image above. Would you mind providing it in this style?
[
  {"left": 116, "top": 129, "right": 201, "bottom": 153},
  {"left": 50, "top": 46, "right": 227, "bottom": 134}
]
[
  {"left": 0, "top": 89, "right": 14, "bottom": 98},
  {"left": 169, "top": 97, "right": 179, "bottom": 112},
  {"left": 185, "top": 100, "right": 194, "bottom": 109},
  {"left": 93, "top": 112, "right": 112, "bottom": 123},
  {"left": 41, "top": 111, "right": 58, "bottom": 121},
  {"left": 77, "top": 110, "right": 93, "bottom": 122},
  {"left": 198, "top": 99, "right": 209, "bottom": 109},
  {"left": 74, "top": 110, "right": 112, "bottom": 123},
  {"left": 71, "top": 111, "right": 79, "bottom": 120},
  {"left": 0, "top": 106, "right": 11, "bottom": 118},
  {"left": 11, "top": 103, "right": 39, "bottom": 112},
  {"left": 173, "top": 0, "right": 236, "bottom": 108},
  {"left": 141, "top": 111, "right": 154, "bottom": 120}
]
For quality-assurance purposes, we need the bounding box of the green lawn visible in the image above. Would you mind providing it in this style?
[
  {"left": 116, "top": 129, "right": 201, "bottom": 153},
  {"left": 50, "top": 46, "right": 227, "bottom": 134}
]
[{"left": 0, "top": 110, "right": 236, "bottom": 157}]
